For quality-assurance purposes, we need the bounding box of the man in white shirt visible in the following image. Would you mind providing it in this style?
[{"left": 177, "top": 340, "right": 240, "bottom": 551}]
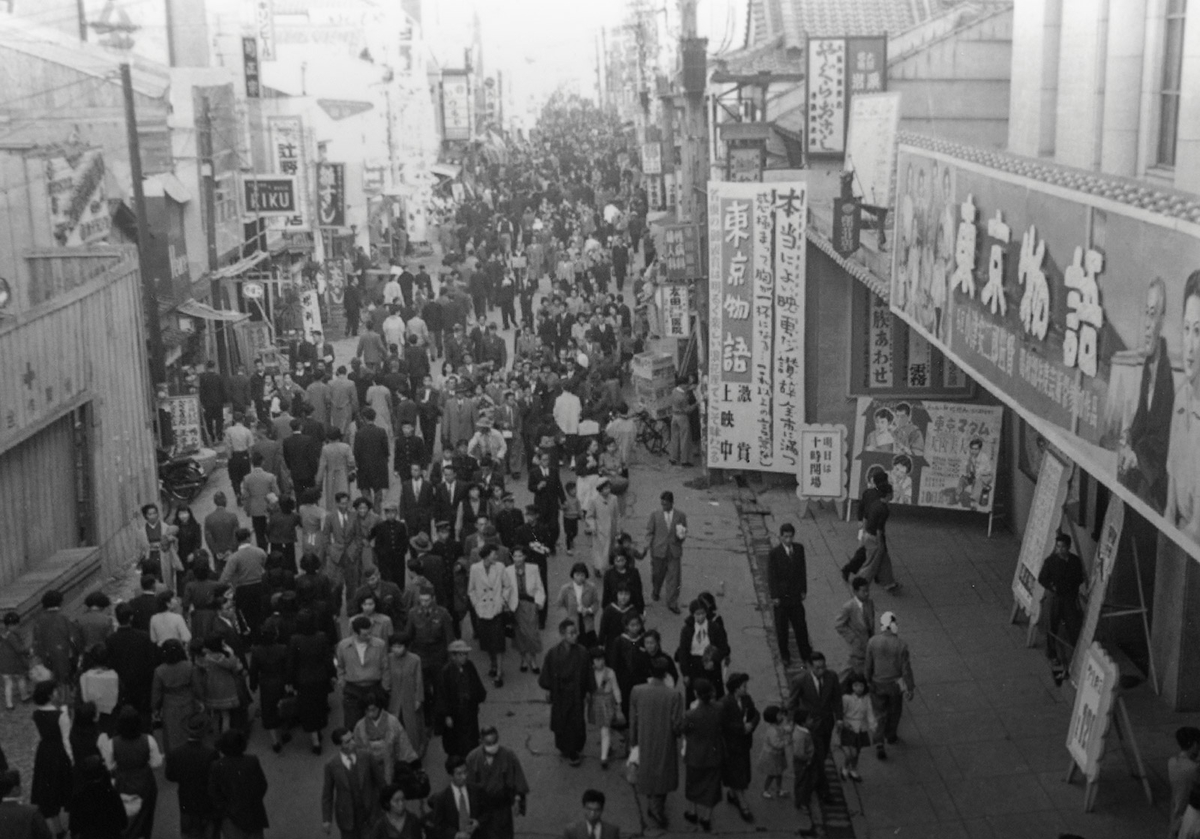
[
  {"left": 382, "top": 305, "right": 407, "bottom": 354},
  {"left": 430, "top": 755, "right": 481, "bottom": 839},
  {"left": 553, "top": 386, "right": 582, "bottom": 461},
  {"left": 383, "top": 260, "right": 403, "bottom": 306}
]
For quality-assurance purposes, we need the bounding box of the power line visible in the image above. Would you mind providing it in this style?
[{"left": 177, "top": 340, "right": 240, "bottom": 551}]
[{"left": 0, "top": 73, "right": 116, "bottom": 111}]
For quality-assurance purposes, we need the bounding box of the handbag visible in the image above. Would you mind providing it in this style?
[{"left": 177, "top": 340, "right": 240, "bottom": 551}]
[
  {"left": 624, "top": 745, "right": 640, "bottom": 785},
  {"left": 121, "top": 793, "right": 143, "bottom": 818},
  {"left": 29, "top": 660, "right": 52, "bottom": 683}
]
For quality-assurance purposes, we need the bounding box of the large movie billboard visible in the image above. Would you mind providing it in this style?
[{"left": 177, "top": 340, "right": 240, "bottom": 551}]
[{"left": 890, "top": 141, "right": 1200, "bottom": 558}]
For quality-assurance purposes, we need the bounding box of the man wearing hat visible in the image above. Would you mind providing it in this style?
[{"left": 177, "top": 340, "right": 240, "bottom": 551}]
[
  {"left": 437, "top": 640, "right": 487, "bottom": 758},
  {"left": 164, "top": 714, "right": 219, "bottom": 839},
  {"left": 410, "top": 532, "right": 451, "bottom": 611},
  {"left": 468, "top": 416, "right": 507, "bottom": 465},
  {"left": 430, "top": 521, "right": 464, "bottom": 616},
  {"left": 494, "top": 493, "right": 524, "bottom": 550},
  {"left": 369, "top": 501, "right": 409, "bottom": 588},
  {"left": 442, "top": 384, "right": 478, "bottom": 452},
  {"left": 865, "top": 612, "right": 915, "bottom": 760},
  {"left": 480, "top": 322, "right": 508, "bottom": 370}
]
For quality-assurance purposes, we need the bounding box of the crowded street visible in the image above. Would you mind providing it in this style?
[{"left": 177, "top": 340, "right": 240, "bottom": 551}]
[{"left": 4, "top": 1, "right": 1200, "bottom": 839}]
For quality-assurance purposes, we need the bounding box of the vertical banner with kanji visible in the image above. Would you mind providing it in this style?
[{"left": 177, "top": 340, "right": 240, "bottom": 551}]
[
  {"left": 317, "top": 162, "right": 346, "bottom": 227},
  {"left": 268, "top": 116, "right": 309, "bottom": 231},
  {"left": 300, "top": 290, "right": 323, "bottom": 342},
  {"left": 662, "top": 224, "right": 702, "bottom": 281},
  {"left": 660, "top": 284, "right": 691, "bottom": 338},
  {"left": 242, "top": 37, "right": 260, "bottom": 99},
  {"left": 807, "top": 36, "right": 887, "bottom": 157},
  {"left": 797, "top": 425, "right": 849, "bottom": 500},
  {"left": 164, "top": 396, "right": 202, "bottom": 454},
  {"left": 707, "top": 181, "right": 807, "bottom": 473},
  {"left": 255, "top": 0, "right": 276, "bottom": 61}
]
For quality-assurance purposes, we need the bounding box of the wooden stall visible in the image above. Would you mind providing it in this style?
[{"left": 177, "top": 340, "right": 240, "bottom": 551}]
[{"left": 0, "top": 248, "right": 157, "bottom": 592}]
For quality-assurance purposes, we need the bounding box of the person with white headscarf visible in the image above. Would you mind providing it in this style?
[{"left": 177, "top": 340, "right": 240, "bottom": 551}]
[{"left": 864, "top": 611, "right": 914, "bottom": 761}]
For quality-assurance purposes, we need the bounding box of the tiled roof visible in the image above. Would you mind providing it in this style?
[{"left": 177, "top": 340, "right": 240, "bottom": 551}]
[
  {"left": 780, "top": 0, "right": 930, "bottom": 45},
  {"left": 713, "top": 35, "right": 804, "bottom": 77}
]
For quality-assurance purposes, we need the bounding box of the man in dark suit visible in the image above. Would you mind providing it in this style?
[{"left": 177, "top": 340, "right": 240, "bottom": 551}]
[
  {"left": 562, "top": 788, "right": 620, "bottom": 839},
  {"left": 644, "top": 490, "right": 687, "bottom": 614},
  {"left": 400, "top": 462, "right": 436, "bottom": 538},
  {"left": 434, "top": 465, "right": 468, "bottom": 538},
  {"left": 427, "top": 755, "right": 483, "bottom": 839},
  {"left": 1119, "top": 276, "right": 1174, "bottom": 514},
  {"left": 283, "top": 420, "right": 322, "bottom": 497},
  {"left": 0, "top": 769, "right": 51, "bottom": 839},
  {"left": 394, "top": 419, "right": 429, "bottom": 481},
  {"left": 207, "top": 729, "right": 269, "bottom": 839},
  {"left": 105, "top": 603, "right": 159, "bottom": 732},
  {"left": 528, "top": 450, "right": 565, "bottom": 556},
  {"left": 788, "top": 653, "right": 842, "bottom": 802},
  {"left": 834, "top": 576, "right": 876, "bottom": 682},
  {"left": 474, "top": 459, "right": 505, "bottom": 496},
  {"left": 322, "top": 727, "right": 384, "bottom": 839},
  {"left": 127, "top": 574, "right": 161, "bottom": 633},
  {"left": 197, "top": 360, "right": 227, "bottom": 445},
  {"left": 352, "top": 409, "right": 391, "bottom": 511},
  {"left": 164, "top": 713, "right": 219, "bottom": 839},
  {"left": 767, "top": 522, "right": 811, "bottom": 664},
  {"left": 204, "top": 492, "right": 241, "bottom": 571}
]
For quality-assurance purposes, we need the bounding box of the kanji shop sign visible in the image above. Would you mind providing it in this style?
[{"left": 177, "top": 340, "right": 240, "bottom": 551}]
[
  {"left": 242, "top": 37, "right": 260, "bottom": 99},
  {"left": 317, "top": 162, "right": 346, "bottom": 227},
  {"left": 890, "top": 141, "right": 1200, "bottom": 560},
  {"left": 268, "top": 116, "right": 309, "bottom": 231},
  {"left": 797, "top": 424, "right": 849, "bottom": 500},
  {"left": 707, "top": 181, "right": 807, "bottom": 473},
  {"left": 662, "top": 224, "right": 702, "bottom": 281},
  {"left": 660, "top": 284, "right": 691, "bottom": 338},
  {"left": 807, "top": 36, "right": 887, "bottom": 157}
]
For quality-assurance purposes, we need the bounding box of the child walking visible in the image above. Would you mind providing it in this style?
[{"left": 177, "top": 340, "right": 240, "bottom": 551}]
[
  {"left": 563, "top": 482, "right": 582, "bottom": 555},
  {"left": 587, "top": 646, "right": 623, "bottom": 769},
  {"left": 840, "top": 673, "right": 876, "bottom": 782},
  {"left": 757, "top": 705, "right": 792, "bottom": 798},
  {"left": 0, "top": 612, "right": 31, "bottom": 709},
  {"left": 792, "top": 710, "right": 825, "bottom": 837}
]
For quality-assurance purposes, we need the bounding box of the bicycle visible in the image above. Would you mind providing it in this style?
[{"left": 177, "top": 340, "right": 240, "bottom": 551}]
[{"left": 634, "top": 409, "right": 670, "bottom": 456}]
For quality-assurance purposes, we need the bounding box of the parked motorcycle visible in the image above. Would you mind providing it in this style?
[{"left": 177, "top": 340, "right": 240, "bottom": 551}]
[{"left": 158, "top": 448, "right": 207, "bottom": 509}]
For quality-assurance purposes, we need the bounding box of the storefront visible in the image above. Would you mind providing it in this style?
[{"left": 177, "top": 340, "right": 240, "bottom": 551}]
[{"left": 873, "top": 135, "right": 1200, "bottom": 708}]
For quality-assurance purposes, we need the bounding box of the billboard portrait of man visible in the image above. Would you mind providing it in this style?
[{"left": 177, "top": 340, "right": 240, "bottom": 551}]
[{"left": 1119, "top": 276, "right": 1174, "bottom": 514}]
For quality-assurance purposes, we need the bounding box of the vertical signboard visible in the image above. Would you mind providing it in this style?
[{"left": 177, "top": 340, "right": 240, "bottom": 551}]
[
  {"left": 442, "top": 72, "right": 471, "bottom": 142},
  {"left": 707, "top": 181, "right": 806, "bottom": 473},
  {"left": 797, "top": 425, "right": 849, "bottom": 500},
  {"left": 268, "top": 116, "right": 309, "bottom": 231},
  {"left": 844, "top": 92, "right": 901, "bottom": 206},
  {"left": 727, "top": 145, "right": 764, "bottom": 182},
  {"left": 642, "top": 142, "right": 663, "bottom": 175},
  {"left": 164, "top": 396, "right": 202, "bottom": 454},
  {"left": 256, "top": 0, "right": 276, "bottom": 60},
  {"left": 660, "top": 285, "right": 691, "bottom": 338},
  {"left": 1012, "top": 449, "right": 1072, "bottom": 624},
  {"left": 242, "top": 37, "right": 261, "bottom": 98},
  {"left": 1067, "top": 643, "right": 1119, "bottom": 782},
  {"left": 317, "top": 162, "right": 346, "bottom": 227},
  {"left": 807, "top": 36, "right": 887, "bottom": 157},
  {"left": 662, "top": 224, "right": 702, "bottom": 281},
  {"left": 1070, "top": 499, "right": 1126, "bottom": 685}
]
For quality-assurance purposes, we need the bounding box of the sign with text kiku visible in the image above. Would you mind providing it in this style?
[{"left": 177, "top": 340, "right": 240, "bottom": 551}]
[
  {"left": 891, "top": 141, "right": 1200, "bottom": 560},
  {"left": 797, "top": 424, "right": 849, "bottom": 500},
  {"left": 242, "top": 37, "right": 260, "bottom": 98},
  {"left": 662, "top": 224, "right": 702, "bottom": 281},
  {"left": 1067, "top": 642, "right": 1119, "bottom": 782},
  {"left": 660, "top": 284, "right": 691, "bottom": 338},
  {"left": 706, "top": 181, "right": 807, "bottom": 473},
  {"left": 268, "top": 117, "right": 309, "bottom": 231},
  {"left": 807, "top": 36, "right": 887, "bottom": 157},
  {"left": 242, "top": 176, "right": 298, "bottom": 218},
  {"left": 848, "top": 397, "right": 1003, "bottom": 513},
  {"left": 317, "top": 162, "right": 346, "bottom": 227}
]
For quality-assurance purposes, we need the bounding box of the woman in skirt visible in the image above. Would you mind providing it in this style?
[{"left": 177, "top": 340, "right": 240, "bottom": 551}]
[
  {"left": 30, "top": 679, "right": 73, "bottom": 837},
  {"left": 468, "top": 544, "right": 512, "bottom": 687},
  {"left": 502, "top": 547, "right": 546, "bottom": 672},
  {"left": 586, "top": 646, "right": 622, "bottom": 769}
]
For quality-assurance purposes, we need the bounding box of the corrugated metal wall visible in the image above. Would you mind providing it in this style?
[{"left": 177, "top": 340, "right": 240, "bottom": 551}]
[
  {"left": 0, "top": 255, "right": 157, "bottom": 587},
  {"left": 0, "top": 413, "right": 78, "bottom": 584}
]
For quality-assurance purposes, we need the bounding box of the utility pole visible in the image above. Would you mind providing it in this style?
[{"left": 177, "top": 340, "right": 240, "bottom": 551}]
[
  {"left": 678, "top": 0, "right": 708, "bottom": 224},
  {"left": 122, "top": 62, "right": 166, "bottom": 386},
  {"left": 198, "top": 95, "right": 230, "bottom": 372}
]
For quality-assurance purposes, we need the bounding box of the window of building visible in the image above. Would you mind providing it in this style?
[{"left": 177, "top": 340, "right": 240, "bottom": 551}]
[{"left": 1158, "top": 0, "right": 1188, "bottom": 166}]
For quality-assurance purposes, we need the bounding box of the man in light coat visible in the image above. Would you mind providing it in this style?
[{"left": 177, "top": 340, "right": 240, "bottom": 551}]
[
  {"left": 834, "top": 576, "right": 876, "bottom": 683},
  {"left": 586, "top": 478, "right": 620, "bottom": 577},
  {"left": 329, "top": 367, "right": 360, "bottom": 438},
  {"left": 644, "top": 491, "right": 687, "bottom": 614}
]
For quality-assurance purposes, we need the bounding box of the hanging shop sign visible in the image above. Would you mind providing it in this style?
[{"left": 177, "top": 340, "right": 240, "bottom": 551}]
[
  {"left": 163, "top": 395, "right": 202, "bottom": 454},
  {"left": 797, "top": 424, "right": 849, "bottom": 501},
  {"left": 807, "top": 36, "right": 887, "bottom": 157},
  {"left": 662, "top": 224, "right": 702, "bottom": 281},
  {"left": 268, "top": 116, "right": 309, "bottom": 231},
  {"left": 727, "top": 144, "right": 764, "bottom": 183},
  {"left": 255, "top": 0, "right": 276, "bottom": 60},
  {"left": 891, "top": 141, "right": 1200, "bottom": 561},
  {"left": 642, "top": 142, "right": 663, "bottom": 176},
  {"left": 242, "top": 175, "right": 298, "bottom": 218},
  {"left": 300, "top": 289, "right": 323, "bottom": 343},
  {"left": 848, "top": 397, "right": 1004, "bottom": 512},
  {"left": 41, "top": 147, "right": 110, "bottom": 247},
  {"left": 844, "top": 92, "right": 901, "bottom": 206},
  {"left": 660, "top": 284, "right": 691, "bottom": 338},
  {"left": 707, "top": 181, "right": 806, "bottom": 473},
  {"left": 242, "top": 37, "right": 261, "bottom": 98},
  {"left": 442, "top": 72, "right": 471, "bottom": 142},
  {"left": 833, "top": 197, "right": 860, "bottom": 257},
  {"left": 849, "top": 283, "right": 974, "bottom": 397},
  {"left": 317, "top": 162, "right": 346, "bottom": 227}
]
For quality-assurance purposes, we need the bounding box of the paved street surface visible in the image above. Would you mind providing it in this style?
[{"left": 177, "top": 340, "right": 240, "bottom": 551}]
[{"left": 1, "top": 296, "right": 1194, "bottom": 839}]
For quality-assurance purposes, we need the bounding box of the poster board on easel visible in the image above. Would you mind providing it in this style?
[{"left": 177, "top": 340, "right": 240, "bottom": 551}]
[
  {"left": 1069, "top": 499, "right": 1124, "bottom": 685},
  {"left": 1011, "top": 448, "right": 1071, "bottom": 646}
]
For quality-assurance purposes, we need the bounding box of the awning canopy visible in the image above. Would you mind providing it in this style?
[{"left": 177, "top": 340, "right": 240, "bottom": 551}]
[
  {"left": 143, "top": 173, "right": 192, "bottom": 202},
  {"left": 431, "top": 162, "right": 462, "bottom": 179},
  {"left": 177, "top": 299, "right": 251, "bottom": 323},
  {"left": 211, "top": 251, "right": 270, "bottom": 280}
]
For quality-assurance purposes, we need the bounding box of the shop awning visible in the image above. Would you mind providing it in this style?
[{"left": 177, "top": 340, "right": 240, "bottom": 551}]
[
  {"left": 211, "top": 251, "right": 270, "bottom": 280},
  {"left": 143, "top": 173, "right": 192, "bottom": 202},
  {"left": 431, "top": 163, "right": 462, "bottom": 179},
  {"left": 177, "top": 299, "right": 251, "bottom": 323}
]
